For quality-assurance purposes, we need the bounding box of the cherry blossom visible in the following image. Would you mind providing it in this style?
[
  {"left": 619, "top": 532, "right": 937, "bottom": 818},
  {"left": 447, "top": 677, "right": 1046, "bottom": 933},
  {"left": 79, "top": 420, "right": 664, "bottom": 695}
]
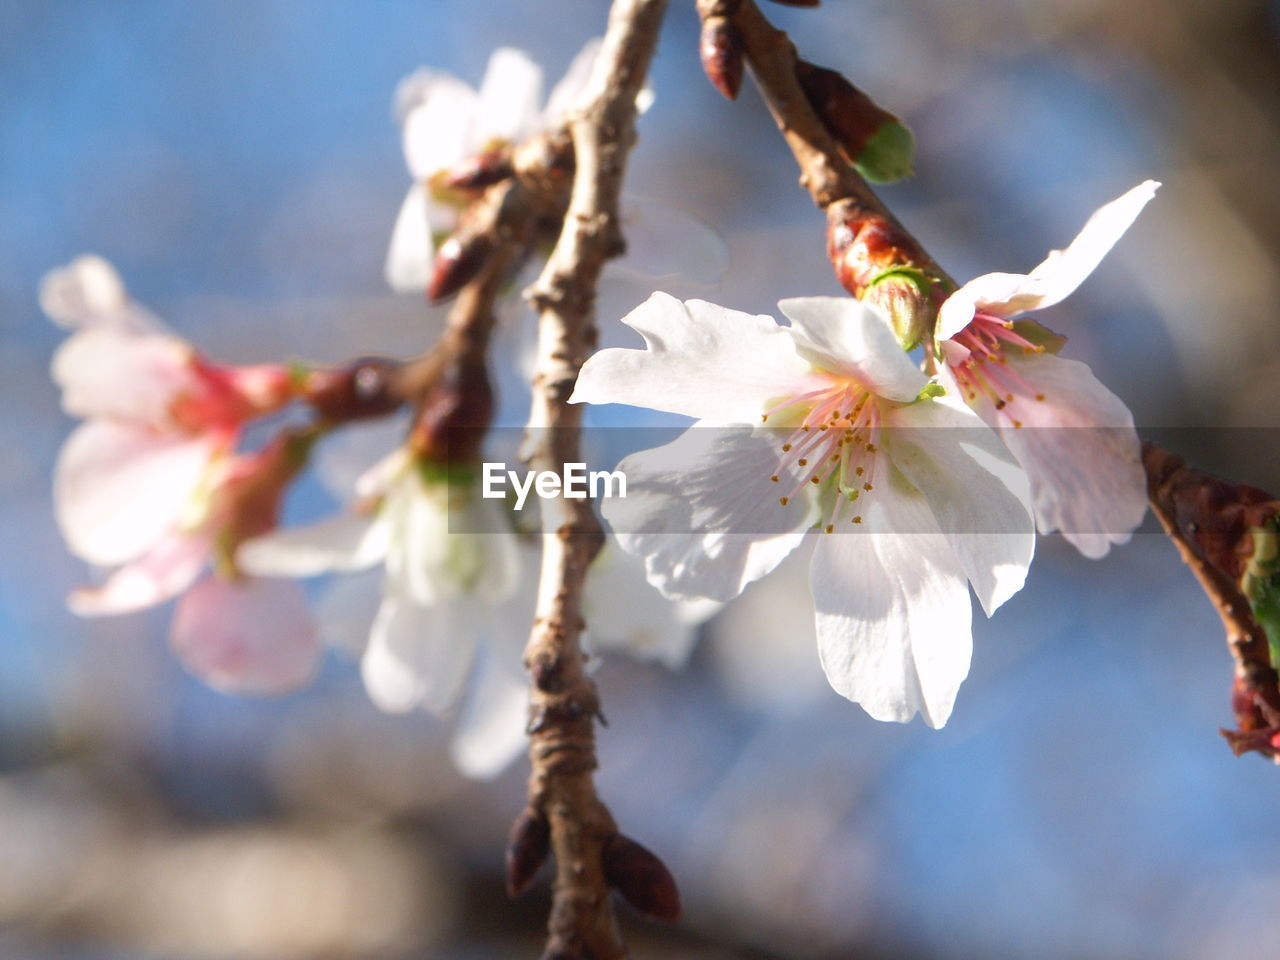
[
  {"left": 45, "top": 256, "right": 316, "bottom": 694},
  {"left": 571, "top": 293, "right": 1036, "bottom": 727},
  {"left": 239, "top": 440, "right": 718, "bottom": 776},
  {"left": 385, "top": 42, "right": 602, "bottom": 293},
  {"left": 935, "top": 181, "right": 1159, "bottom": 559}
]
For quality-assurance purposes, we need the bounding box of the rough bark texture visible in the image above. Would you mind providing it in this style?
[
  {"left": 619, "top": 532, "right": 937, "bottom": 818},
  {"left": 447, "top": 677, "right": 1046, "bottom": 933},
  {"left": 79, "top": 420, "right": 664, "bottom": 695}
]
[{"left": 519, "top": 1, "right": 670, "bottom": 958}]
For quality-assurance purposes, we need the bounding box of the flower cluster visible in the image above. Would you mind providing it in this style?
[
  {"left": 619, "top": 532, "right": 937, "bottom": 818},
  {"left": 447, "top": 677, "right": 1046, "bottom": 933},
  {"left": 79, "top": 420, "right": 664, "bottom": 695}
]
[
  {"left": 572, "top": 182, "right": 1159, "bottom": 726},
  {"left": 44, "top": 256, "right": 319, "bottom": 693}
]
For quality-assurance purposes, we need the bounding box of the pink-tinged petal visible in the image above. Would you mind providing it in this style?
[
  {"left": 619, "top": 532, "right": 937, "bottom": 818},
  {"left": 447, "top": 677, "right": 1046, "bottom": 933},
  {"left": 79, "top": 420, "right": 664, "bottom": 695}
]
[
  {"left": 39, "top": 255, "right": 166, "bottom": 333},
  {"left": 385, "top": 184, "right": 437, "bottom": 294},
  {"left": 777, "top": 297, "right": 927, "bottom": 402},
  {"left": 237, "top": 513, "right": 390, "bottom": 579},
  {"left": 937, "top": 181, "right": 1160, "bottom": 339},
  {"left": 571, "top": 293, "right": 824, "bottom": 423},
  {"left": 613, "top": 197, "right": 729, "bottom": 285},
  {"left": 972, "top": 352, "right": 1145, "bottom": 558},
  {"left": 68, "top": 532, "right": 208, "bottom": 616},
  {"left": 52, "top": 329, "right": 195, "bottom": 423},
  {"left": 55, "top": 421, "right": 220, "bottom": 566},
  {"left": 810, "top": 466, "right": 973, "bottom": 728},
  {"left": 476, "top": 48, "right": 544, "bottom": 145},
  {"left": 170, "top": 576, "right": 320, "bottom": 696},
  {"left": 885, "top": 395, "right": 1035, "bottom": 615},
  {"left": 602, "top": 422, "right": 816, "bottom": 602},
  {"left": 543, "top": 38, "right": 602, "bottom": 124},
  {"left": 361, "top": 593, "right": 478, "bottom": 715},
  {"left": 583, "top": 545, "right": 719, "bottom": 668},
  {"left": 401, "top": 75, "right": 479, "bottom": 178}
]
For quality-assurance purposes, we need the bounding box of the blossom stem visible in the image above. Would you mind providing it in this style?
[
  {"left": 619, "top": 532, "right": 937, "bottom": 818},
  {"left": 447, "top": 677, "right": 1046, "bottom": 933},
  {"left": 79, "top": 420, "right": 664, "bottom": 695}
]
[{"left": 519, "top": 1, "right": 672, "bottom": 957}]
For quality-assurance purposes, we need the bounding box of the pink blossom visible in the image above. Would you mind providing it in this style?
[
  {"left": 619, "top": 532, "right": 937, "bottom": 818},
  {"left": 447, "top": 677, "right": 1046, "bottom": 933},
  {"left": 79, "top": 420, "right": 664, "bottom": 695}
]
[
  {"left": 46, "top": 256, "right": 316, "bottom": 695},
  {"left": 936, "top": 181, "right": 1159, "bottom": 558}
]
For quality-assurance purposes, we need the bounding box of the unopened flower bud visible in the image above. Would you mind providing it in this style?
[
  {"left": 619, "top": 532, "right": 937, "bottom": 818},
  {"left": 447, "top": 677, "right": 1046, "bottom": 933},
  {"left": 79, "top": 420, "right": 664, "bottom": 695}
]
[
  {"left": 443, "top": 148, "right": 515, "bottom": 194},
  {"left": 602, "top": 833, "right": 681, "bottom": 922},
  {"left": 409, "top": 357, "right": 494, "bottom": 467},
  {"left": 826, "top": 201, "right": 932, "bottom": 298},
  {"left": 505, "top": 807, "right": 551, "bottom": 898},
  {"left": 699, "top": 15, "right": 744, "bottom": 100},
  {"left": 865, "top": 270, "right": 934, "bottom": 350},
  {"left": 428, "top": 232, "right": 492, "bottom": 302},
  {"left": 302, "top": 357, "right": 404, "bottom": 423},
  {"left": 796, "top": 61, "right": 914, "bottom": 184}
]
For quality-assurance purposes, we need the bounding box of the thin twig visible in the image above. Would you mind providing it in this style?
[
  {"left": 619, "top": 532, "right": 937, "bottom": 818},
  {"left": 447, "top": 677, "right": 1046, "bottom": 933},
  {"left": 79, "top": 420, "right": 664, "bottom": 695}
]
[{"left": 518, "top": 1, "right": 671, "bottom": 957}]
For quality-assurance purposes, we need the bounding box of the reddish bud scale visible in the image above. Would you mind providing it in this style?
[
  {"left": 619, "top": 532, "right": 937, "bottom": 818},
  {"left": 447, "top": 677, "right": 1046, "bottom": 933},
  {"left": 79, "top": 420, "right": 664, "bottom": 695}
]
[
  {"left": 428, "top": 234, "right": 492, "bottom": 303},
  {"left": 826, "top": 202, "right": 932, "bottom": 298},
  {"left": 699, "top": 15, "right": 744, "bottom": 100},
  {"left": 796, "top": 60, "right": 896, "bottom": 161},
  {"left": 408, "top": 356, "right": 493, "bottom": 466},
  {"left": 302, "top": 357, "right": 404, "bottom": 423},
  {"left": 602, "top": 834, "right": 681, "bottom": 922},
  {"left": 505, "top": 807, "right": 551, "bottom": 898},
  {"left": 443, "top": 148, "right": 515, "bottom": 194}
]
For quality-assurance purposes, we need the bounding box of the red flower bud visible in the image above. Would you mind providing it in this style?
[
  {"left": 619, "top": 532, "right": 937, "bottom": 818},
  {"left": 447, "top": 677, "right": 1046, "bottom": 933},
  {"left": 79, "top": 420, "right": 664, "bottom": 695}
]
[
  {"left": 443, "top": 148, "right": 515, "bottom": 194},
  {"left": 796, "top": 61, "right": 913, "bottom": 183},
  {"left": 700, "top": 15, "right": 744, "bottom": 100},
  {"left": 302, "top": 357, "right": 404, "bottom": 423},
  {"left": 602, "top": 834, "right": 681, "bottom": 922},
  {"left": 505, "top": 807, "right": 551, "bottom": 898},
  {"left": 428, "top": 233, "right": 491, "bottom": 303}
]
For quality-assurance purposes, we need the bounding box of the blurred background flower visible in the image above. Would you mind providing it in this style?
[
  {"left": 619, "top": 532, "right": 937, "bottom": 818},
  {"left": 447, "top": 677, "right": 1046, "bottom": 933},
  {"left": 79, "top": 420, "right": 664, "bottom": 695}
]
[{"left": 2, "top": 0, "right": 1280, "bottom": 957}]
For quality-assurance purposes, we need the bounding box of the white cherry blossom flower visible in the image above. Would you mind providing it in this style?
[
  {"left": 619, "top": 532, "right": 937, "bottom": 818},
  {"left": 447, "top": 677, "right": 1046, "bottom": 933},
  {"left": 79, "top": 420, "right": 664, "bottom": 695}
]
[
  {"left": 238, "top": 447, "right": 519, "bottom": 717},
  {"left": 571, "top": 293, "right": 1036, "bottom": 727},
  {"left": 385, "top": 42, "right": 601, "bottom": 293},
  {"left": 239, "top": 442, "right": 718, "bottom": 777},
  {"left": 45, "top": 256, "right": 316, "bottom": 694},
  {"left": 935, "top": 181, "right": 1159, "bottom": 559}
]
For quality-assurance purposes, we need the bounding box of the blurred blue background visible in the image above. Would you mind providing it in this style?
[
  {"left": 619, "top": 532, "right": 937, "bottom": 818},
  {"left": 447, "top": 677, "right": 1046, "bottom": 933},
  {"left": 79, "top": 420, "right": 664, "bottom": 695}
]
[{"left": 3, "top": 1, "right": 1280, "bottom": 958}]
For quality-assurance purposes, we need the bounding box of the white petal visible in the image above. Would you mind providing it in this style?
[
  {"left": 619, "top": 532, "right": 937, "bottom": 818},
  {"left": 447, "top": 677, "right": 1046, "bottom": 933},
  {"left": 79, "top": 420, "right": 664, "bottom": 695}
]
[
  {"left": 384, "top": 184, "right": 437, "bottom": 294},
  {"left": 602, "top": 422, "right": 815, "bottom": 602},
  {"left": 449, "top": 637, "right": 528, "bottom": 779},
  {"left": 476, "top": 48, "right": 545, "bottom": 144},
  {"left": 544, "top": 38, "right": 602, "bottom": 124},
  {"left": 613, "top": 196, "right": 729, "bottom": 285},
  {"left": 937, "top": 181, "right": 1160, "bottom": 338},
  {"left": 170, "top": 576, "right": 320, "bottom": 696},
  {"left": 777, "top": 297, "right": 927, "bottom": 402},
  {"left": 810, "top": 467, "right": 973, "bottom": 728},
  {"left": 361, "top": 593, "right": 477, "bottom": 715},
  {"left": 52, "top": 329, "right": 194, "bottom": 423},
  {"left": 571, "top": 292, "right": 823, "bottom": 423},
  {"left": 236, "top": 512, "right": 390, "bottom": 578},
  {"left": 39, "top": 255, "right": 166, "bottom": 333},
  {"left": 68, "top": 532, "right": 208, "bottom": 616},
  {"left": 55, "top": 421, "right": 219, "bottom": 566},
  {"left": 401, "top": 77, "right": 479, "bottom": 178},
  {"left": 982, "top": 353, "right": 1145, "bottom": 558},
  {"left": 885, "top": 395, "right": 1035, "bottom": 615},
  {"left": 315, "top": 567, "right": 384, "bottom": 658},
  {"left": 583, "top": 544, "right": 718, "bottom": 668},
  {"left": 383, "top": 476, "right": 519, "bottom": 607},
  {"left": 394, "top": 68, "right": 472, "bottom": 123}
]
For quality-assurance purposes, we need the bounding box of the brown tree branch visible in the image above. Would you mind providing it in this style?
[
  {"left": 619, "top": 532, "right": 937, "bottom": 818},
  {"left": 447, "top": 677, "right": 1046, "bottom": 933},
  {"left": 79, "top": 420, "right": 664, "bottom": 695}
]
[{"left": 517, "top": 1, "right": 673, "bottom": 958}]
